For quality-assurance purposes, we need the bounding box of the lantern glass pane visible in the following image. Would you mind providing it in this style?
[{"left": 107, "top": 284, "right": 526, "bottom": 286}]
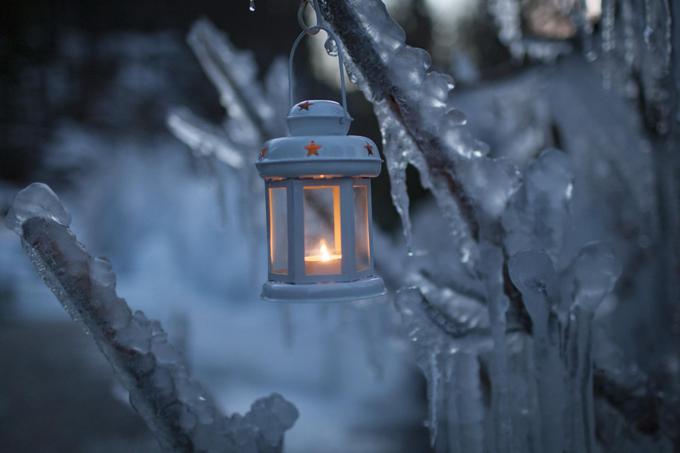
[
  {"left": 303, "top": 185, "right": 342, "bottom": 275},
  {"left": 268, "top": 187, "right": 288, "bottom": 275},
  {"left": 354, "top": 184, "right": 370, "bottom": 272}
]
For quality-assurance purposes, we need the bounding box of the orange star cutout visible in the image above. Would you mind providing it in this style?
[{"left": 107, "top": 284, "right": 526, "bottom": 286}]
[
  {"left": 297, "top": 101, "right": 313, "bottom": 111},
  {"left": 258, "top": 147, "right": 268, "bottom": 160},
  {"left": 305, "top": 140, "right": 321, "bottom": 156},
  {"left": 365, "top": 143, "right": 374, "bottom": 155}
]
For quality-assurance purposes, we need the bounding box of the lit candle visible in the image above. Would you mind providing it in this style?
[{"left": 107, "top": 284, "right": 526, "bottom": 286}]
[{"left": 304, "top": 239, "right": 342, "bottom": 274}]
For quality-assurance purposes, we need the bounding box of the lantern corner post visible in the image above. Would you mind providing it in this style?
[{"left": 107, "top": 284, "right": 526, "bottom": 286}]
[
  {"left": 367, "top": 179, "right": 377, "bottom": 275},
  {"left": 263, "top": 179, "right": 272, "bottom": 279},
  {"left": 340, "top": 178, "right": 356, "bottom": 279},
  {"left": 289, "top": 178, "right": 305, "bottom": 282}
]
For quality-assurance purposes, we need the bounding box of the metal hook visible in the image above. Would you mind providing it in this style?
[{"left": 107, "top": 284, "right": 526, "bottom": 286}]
[
  {"left": 297, "top": 0, "right": 320, "bottom": 35},
  {"left": 289, "top": 12, "right": 349, "bottom": 118},
  {"left": 289, "top": 0, "right": 349, "bottom": 116}
]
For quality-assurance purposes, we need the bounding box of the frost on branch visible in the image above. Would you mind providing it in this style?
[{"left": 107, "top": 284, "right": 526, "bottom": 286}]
[
  {"left": 316, "top": 0, "right": 680, "bottom": 450},
  {"left": 167, "top": 108, "right": 245, "bottom": 169},
  {"left": 5, "top": 183, "right": 298, "bottom": 453},
  {"left": 318, "top": 0, "right": 520, "bottom": 260},
  {"left": 167, "top": 18, "right": 290, "bottom": 258}
]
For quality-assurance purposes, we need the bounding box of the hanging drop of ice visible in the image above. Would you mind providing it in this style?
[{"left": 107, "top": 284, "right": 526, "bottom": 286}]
[
  {"left": 567, "top": 242, "right": 621, "bottom": 314},
  {"left": 248, "top": 0, "right": 255, "bottom": 12},
  {"left": 502, "top": 149, "right": 574, "bottom": 262},
  {"left": 324, "top": 37, "right": 339, "bottom": 57},
  {"left": 4, "top": 183, "right": 71, "bottom": 234},
  {"left": 443, "top": 108, "right": 467, "bottom": 127}
]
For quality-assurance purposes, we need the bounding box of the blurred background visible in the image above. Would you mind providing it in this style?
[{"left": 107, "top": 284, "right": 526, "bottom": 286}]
[{"left": 1, "top": 0, "right": 677, "bottom": 452}]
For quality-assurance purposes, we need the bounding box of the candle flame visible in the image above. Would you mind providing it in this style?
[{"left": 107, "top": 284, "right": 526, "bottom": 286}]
[{"left": 319, "top": 240, "right": 331, "bottom": 262}]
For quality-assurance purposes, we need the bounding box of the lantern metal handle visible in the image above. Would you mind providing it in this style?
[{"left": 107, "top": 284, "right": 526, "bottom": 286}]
[{"left": 288, "top": 25, "right": 350, "bottom": 119}]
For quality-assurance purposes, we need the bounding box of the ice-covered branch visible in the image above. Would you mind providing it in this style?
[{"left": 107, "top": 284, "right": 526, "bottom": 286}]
[
  {"left": 317, "top": 0, "right": 523, "bottom": 251},
  {"left": 167, "top": 108, "right": 245, "bottom": 169},
  {"left": 188, "top": 18, "right": 277, "bottom": 140},
  {"left": 5, "top": 183, "right": 298, "bottom": 453}
]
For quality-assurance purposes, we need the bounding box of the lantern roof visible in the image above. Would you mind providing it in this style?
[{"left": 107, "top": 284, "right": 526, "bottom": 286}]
[{"left": 256, "top": 99, "right": 382, "bottom": 179}]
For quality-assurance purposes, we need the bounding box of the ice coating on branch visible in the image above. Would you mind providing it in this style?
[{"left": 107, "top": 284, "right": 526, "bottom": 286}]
[
  {"left": 168, "top": 5, "right": 678, "bottom": 451},
  {"left": 319, "top": 0, "right": 520, "bottom": 259},
  {"left": 374, "top": 100, "right": 430, "bottom": 250},
  {"left": 170, "top": 20, "right": 292, "bottom": 281},
  {"left": 167, "top": 108, "right": 245, "bottom": 168},
  {"left": 564, "top": 242, "right": 621, "bottom": 314},
  {"left": 188, "top": 19, "right": 274, "bottom": 140},
  {"left": 502, "top": 149, "right": 574, "bottom": 263},
  {"left": 507, "top": 244, "right": 621, "bottom": 453},
  {"left": 5, "top": 183, "right": 71, "bottom": 234},
  {"left": 317, "top": 1, "right": 540, "bottom": 446},
  {"left": 6, "top": 183, "right": 298, "bottom": 452}
]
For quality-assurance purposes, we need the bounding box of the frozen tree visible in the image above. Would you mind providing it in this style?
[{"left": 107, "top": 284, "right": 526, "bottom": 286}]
[
  {"left": 5, "top": 183, "right": 298, "bottom": 453},
  {"left": 8, "top": 0, "right": 679, "bottom": 451},
  {"left": 170, "top": 0, "right": 679, "bottom": 451},
  {"left": 314, "top": 0, "right": 680, "bottom": 451}
]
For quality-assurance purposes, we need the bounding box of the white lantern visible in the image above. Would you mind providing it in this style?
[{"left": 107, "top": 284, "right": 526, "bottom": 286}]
[{"left": 255, "top": 26, "right": 385, "bottom": 303}]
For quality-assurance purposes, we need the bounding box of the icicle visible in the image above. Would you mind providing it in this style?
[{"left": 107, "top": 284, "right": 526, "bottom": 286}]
[
  {"left": 447, "top": 353, "right": 485, "bottom": 453},
  {"left": 427, "top": 349, "right": 441, "bottom": 447},
  {"left": 488, "top": 0, "right": 524, "bottom": 59},
  {"left": 395, "top": 284, "right": 492, "bottom": 449},
  {"left": 600, "top": 0, "right": 616, "bottom": 88},
  {"left": 167, "top": 108, "right": 245, "bottom": 169},
  {"left": 562, "top": 243, "right": 621, "bottom": 453},
  {"left": 374, "top": 100, "right": 421, "bottom": 252},
  {"left": 508, "top": 251, "right": 565, "bottom": 452},
  {"left": 477, "top": 244, "right": 512, "bottom": 453}
]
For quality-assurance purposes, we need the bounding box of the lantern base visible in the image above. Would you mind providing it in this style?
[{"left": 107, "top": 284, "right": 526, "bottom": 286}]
[{"left": 261, "top": 276, "right": 386, "bottom": 303}]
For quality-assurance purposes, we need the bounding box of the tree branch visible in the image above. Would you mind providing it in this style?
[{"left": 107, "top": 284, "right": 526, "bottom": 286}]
[{"left": 8, "top": 184, "right": 298, "bottom": 453}]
